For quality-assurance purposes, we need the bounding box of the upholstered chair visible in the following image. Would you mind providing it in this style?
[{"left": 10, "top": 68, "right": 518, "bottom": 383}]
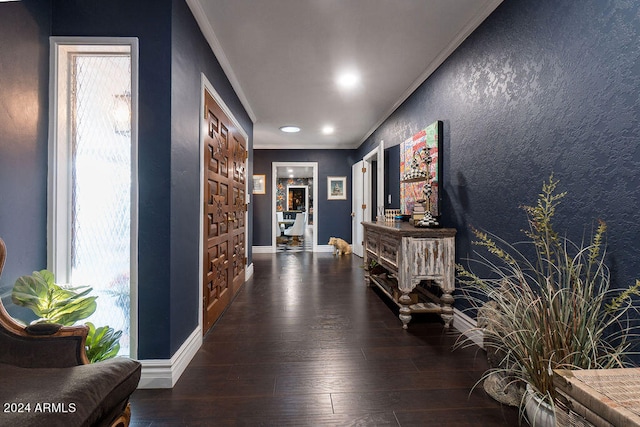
[{"left": 0, "top": 238, "right": 141, "bottom": 427}]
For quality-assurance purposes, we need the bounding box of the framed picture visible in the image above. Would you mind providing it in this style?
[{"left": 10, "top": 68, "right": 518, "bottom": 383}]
[
  {"left": 253, "top": 174, "right": 266, "bottom": 194},
  {"left": 327, "top": 176, "right": 347, "bottom": 200},
  {"left": 400, "top": 120, "right": 442, "bottom": 216}
]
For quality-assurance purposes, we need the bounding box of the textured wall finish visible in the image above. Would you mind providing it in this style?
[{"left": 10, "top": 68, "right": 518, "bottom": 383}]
[
  {"left": 0, "top": 2, "right": 50, "bottom": 321},
  {"left": 3, "top": 0, "right": 249, "bottom": 360},
  {"left": 360, "top": 0, "right": 640, "bottom": 297},
  {"left": 170, "top": 0, "right": 253, "bottom": 357},
  {"left": 52, "top": 0, "right": 174, "bottom": 359}
]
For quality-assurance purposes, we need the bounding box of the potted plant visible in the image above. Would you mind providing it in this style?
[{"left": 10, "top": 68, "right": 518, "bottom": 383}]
[
  {"left": 11, "top": 269, "right": 123, "bottom": 363},
  {"left": 456, "top": 175, "right": 640, "bottom": 425}
]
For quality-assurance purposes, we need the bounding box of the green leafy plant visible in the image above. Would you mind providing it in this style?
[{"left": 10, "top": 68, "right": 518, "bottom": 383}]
[
  {"left": 11, "top": 270, "right": 123, "bottom": 363},
  {"left": 456, "top": 175, "right": 640, "bottom": 406},
  {"left": 85, "top": 322, "right": 122, "bottom": 363},
  {"left": 12, "top": 269, "right": 97, "bottom": 325}
]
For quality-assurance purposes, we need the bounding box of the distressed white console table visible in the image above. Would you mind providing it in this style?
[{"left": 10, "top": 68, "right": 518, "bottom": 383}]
[{"left": 362, "top": 221, "right": 456, "bottom": 329}]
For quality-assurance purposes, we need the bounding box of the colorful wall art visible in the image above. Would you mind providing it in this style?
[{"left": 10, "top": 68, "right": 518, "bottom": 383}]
[{"left": 400, "top": 121, "right": 442, "bottom": 216}]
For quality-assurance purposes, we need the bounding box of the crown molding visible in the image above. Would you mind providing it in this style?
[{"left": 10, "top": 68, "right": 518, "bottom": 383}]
[
  {"left": 358, "top": 0, "right": 504, "bottom": 147},
  {"left": 185, "top": 0, "right": 257, "bottom": 123}
]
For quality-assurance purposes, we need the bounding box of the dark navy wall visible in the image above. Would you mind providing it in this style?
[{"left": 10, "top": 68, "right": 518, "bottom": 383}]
[
  {"left": 384, "top": 145, "right": 400, "bottom": 210},
  {"left": 170, "top": 0, "right": 253, "bottom": 356},
  {"left": 253, "top": 150, "right": 357, "bottom": 246},
  {"left": 359, "top": 0, "right": 640, "bottom": 303},
  {"left": 0, "top": 1, "right": 51, "bottom": 321},
  {"left": 0, "top": 0, "right": 253, "bottom": 359},
  {"left": 52, "top": 0, "right": 174, "bottom": 359},
  {"left": 52, "top": 0, "right": 254, "bottom": 358}
]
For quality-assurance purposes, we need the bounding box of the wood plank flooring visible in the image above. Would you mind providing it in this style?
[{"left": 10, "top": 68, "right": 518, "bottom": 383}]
[{"left": 129, "top": 252, "right": 519, "bottom": 426}]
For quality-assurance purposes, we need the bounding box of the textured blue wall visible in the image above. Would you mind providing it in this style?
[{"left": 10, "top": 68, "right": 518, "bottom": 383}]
[
  {"left": 53, "top": 0, "right": 254, "bottom": 358},
  {"left": 360, "top": 0, "right": 640, "bottom": 300},
  {"left": 0, "top": 0, "right": 253, "bottom": 359},
  {"left": 384, "top": 145, "right": 401, "bottom": 209},
  {"left": 170, "top": 0, "right": 253, "bottom": 356},
  {"left": 252, "top": 150, "right": 358, "bottom": 246},
  {"left": 52, "top": 0, "right": 174, "bottom": 359},
  {"left": 0, "top": 1, "right": 51, "bottom": 322}
]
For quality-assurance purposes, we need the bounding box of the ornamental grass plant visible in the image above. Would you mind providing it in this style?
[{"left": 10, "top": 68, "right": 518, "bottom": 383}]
[{"left": 456, "top": 175, "right": 640, "bottom": 405}]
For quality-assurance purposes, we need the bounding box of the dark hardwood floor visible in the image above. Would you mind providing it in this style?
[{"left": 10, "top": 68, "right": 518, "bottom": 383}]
[{"left": 130, "top": 252, "right": 519, "bottom": 426}]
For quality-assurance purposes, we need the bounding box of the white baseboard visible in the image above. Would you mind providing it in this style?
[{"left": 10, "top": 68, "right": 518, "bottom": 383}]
[
  {"left": 252, "top": 245, "right": 275, "bottom": 253},
  {"left": 245, "top": 262, "right": 254, "bottom": 280},
  {"left": 452, "top": 308, "right": 483, "bottom": 348},
  {"left": 138, "top": 326, "right": 202, "bottom": 389},
  {"left": 138, "top": 262, "right": 255, "bottom": 389}
]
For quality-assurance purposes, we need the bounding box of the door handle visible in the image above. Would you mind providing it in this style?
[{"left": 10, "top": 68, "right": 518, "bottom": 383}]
[{"left": 351, "top": 212, "right": 355, "bottom": 217}]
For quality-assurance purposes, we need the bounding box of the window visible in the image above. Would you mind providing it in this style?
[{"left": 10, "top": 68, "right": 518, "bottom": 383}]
[{"left": 49, "top": 38, "right": 138, "bottom": 357}]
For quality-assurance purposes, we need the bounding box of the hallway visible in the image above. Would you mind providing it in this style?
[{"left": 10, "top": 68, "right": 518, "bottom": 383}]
[{"left": 129, "top": 252, "right": 518, "bottom": 426}]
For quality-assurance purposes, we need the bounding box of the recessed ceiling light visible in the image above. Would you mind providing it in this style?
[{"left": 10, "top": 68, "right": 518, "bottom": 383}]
[
  {"left": 280, "top": 125, "right": 300, "bottom": 133},
  {"left": 322, "top": 125, "right": 335, "bottom": 135},
  {"left": 336, "top": 71, "right": 360, "bottom": 89}
]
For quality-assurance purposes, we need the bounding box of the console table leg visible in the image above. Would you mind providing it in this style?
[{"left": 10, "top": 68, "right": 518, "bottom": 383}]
[
  {"left": 398, "top": 293, "right": 412, "bottom": 329},
  {"left": 441, "top": 291, "right": 454, "bottom": 328}
]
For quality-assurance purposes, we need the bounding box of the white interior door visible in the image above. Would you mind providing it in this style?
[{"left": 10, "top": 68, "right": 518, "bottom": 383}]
[
  {"left": 353, "top": 142, "right": 384, "bottom": 257},
  {"left": 352, "top": 160, "right": 366, "bottom": 257}
]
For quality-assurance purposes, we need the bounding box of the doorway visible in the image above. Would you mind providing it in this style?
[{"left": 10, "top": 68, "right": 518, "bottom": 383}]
[
  {"left": 200, "top": 78, "right": 248, "bottom": 335},
  {"left": 272, "top": 162, "right": 318, "bottom": 252},
  {"left": 352, "top": 142, "right": 385, "bottom": 257}
]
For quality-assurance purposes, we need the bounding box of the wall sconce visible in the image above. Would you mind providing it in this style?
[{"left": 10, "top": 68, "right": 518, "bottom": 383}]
[{"left": 112, "top": 91, "right": 131, "bottom": 136}]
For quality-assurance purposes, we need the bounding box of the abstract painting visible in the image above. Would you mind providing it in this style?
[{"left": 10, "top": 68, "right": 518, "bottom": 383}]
[{"left": 400, "top": 121, "right": 442, "bottom": 216}]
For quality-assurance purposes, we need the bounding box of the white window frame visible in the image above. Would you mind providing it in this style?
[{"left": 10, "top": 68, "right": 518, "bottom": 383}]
[{"left": 48, "top": 37, "right": 139, "bottom": 358}]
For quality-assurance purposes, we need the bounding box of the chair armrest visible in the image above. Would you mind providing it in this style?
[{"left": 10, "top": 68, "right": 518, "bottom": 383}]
[
  {"left": 0, "top": 239, "right": 90, "bottom": 367},
  {"left": 25, "top": 322, "right": 63, "bottom": 335},
  {"left": 0, "top": 298, "right": 90, "bottom": 367}
]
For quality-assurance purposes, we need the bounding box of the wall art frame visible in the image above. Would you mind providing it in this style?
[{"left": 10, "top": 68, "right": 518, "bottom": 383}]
[
  {"left": 327, "top": 176, "right": 347, "bottom": 200},
  {"left": 400, "top": 120, "right": 443, "bottom": 217},
  {"left": 252, "top": 174, "right": 266, "bottom": 194}
]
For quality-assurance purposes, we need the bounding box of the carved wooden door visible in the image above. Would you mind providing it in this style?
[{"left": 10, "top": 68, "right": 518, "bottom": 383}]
[{"left": 203, "top": 89, "right": 247, "bottom": 334}]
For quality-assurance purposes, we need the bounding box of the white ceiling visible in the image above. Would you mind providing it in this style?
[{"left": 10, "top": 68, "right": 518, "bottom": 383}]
[{"left": 187, "top": 0, "right": 502, "bottom": 149}]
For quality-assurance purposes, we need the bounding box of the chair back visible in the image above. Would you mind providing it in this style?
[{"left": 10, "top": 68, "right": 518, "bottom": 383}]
[
  {"left": 276, "top": 212, "right": 284, "bottom": 223},
  {"left": 284, "top": 213, "right": 305, "bottom": 236}
]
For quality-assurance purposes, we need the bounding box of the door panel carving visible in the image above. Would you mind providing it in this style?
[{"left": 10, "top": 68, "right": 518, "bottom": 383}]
[{"left": 203, "top": 89, "right": 247, "bottom": 333}]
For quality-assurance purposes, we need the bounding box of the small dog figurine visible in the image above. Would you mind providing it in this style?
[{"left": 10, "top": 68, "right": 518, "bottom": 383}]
[{"left": 328, "top": 237, "right": 352, "bottom": 256}]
